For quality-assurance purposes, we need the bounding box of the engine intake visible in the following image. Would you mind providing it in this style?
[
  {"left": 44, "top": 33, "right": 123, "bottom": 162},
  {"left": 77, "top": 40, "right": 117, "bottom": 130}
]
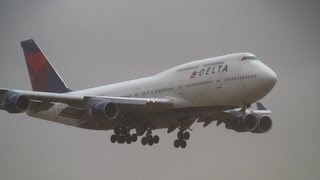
[
  {"left": 244, "top": 114, "right": 259, "bottom": 131},
  {"left": 226, "top": 116, "right": 243, "bottom": 132},
  {"left": 3, "top": 94, "right": 30, "bottom": 113},
  {"left": 251, "top": 115, "right": 273, "bottom": 133},
  {"left": 89, "top": 101, "right": 119, "bottom": 120},
  {"left": 225, "top": 112, "right": 251, "bottom": 132}
]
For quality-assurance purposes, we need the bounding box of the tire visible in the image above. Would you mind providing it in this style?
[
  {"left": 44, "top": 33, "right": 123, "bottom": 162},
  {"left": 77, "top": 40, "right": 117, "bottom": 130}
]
[
  {"left": 118, "top": 135, "right": 125, "bottom": 144},
  {"left": 131, "top": 134, "right": 137, "bottom": 142},
  {"left": 174, "top": 139, "right": 180, "bottom": 148},
  {"left": 153, "top": 135, "right": 160, "bottom": 144},
  {"left": 183, "top": 131, "right": 190, "bottom": 140},
  {"left": 110, "top": 134, "right": 117, "bottom": 143},
  {"left": 177, "top": 131, "right": 183, "bottom": 139},
  {"left": 141, "top": 137, "right": 147, "bottom": 145},
  {"left": 114, "top": 127, "right": 120, "bottom": 135},
  {"left": 180, "top": 140, "right": 187, "bottom": 148},
  {"left": 120, "top": 127, "right": 127, "bottom": 135},
  {"left": 126, "top": 137, "right": 132, "bottom": 144},
  {"left": 148, "top": 139, "right": 154, "bottom": 146},
  {"left": 125, "top": 134, "right": 131, "bottom": 140}
]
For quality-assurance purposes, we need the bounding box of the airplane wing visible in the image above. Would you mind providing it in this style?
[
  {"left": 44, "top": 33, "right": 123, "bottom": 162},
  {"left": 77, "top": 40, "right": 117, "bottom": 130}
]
[{"left": 0, "top": 88, "right": 174, "bottom": 115}]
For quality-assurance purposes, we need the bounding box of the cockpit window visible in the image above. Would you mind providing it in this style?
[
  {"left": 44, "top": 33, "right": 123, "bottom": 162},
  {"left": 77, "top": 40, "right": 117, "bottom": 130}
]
[{"left": 241, "top": 56, "right": 257, "bottom": 61}]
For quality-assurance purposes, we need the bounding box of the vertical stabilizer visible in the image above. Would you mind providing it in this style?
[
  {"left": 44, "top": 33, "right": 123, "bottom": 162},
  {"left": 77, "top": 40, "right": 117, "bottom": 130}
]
[{"left": 21, "top": 39, "right": 71, "bottom": 93}]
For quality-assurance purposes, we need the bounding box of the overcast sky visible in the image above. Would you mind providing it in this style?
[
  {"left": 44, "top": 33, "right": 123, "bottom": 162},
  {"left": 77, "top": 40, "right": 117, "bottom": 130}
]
[{"left": 0, "top": 0, "right": 320, "bottom": 180}]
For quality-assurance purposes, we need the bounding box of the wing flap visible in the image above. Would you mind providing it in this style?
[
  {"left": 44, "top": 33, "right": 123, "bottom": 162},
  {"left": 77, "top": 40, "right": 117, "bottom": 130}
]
[
  {"left": 59, "top": 106, "right": 85, "bottom": 119},
  {"left": 28, "top": 101, "right": 55, "bottom": 113}
]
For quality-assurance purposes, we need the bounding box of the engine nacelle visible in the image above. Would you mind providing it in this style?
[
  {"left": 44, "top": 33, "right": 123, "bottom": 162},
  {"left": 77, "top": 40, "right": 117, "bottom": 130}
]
[
  {"left": 244, "top": 114, "right": 260, "bottom": 131},
  {"left": 225, "top": 112, "right": 260, "bottom": 132},
  {"left": 3, "top": 94, "right": 30, "bottom": 113},
  {"left": 89, "top": 101, "right": 119, "bottom": 120},
  {"left": 225, "top": 112, "right": 245, "bottom": 132},
  {"left": 250, "top": 114, "right": 273, "bottom": 133},
  {"left": 225, "top": 112, "right": 273, "bottom": 133}
]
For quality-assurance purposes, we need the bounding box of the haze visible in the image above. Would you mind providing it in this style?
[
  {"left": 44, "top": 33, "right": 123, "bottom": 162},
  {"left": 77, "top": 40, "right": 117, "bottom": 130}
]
[{"left": 0, "top": 0, "right": 319, "bottom": 179}]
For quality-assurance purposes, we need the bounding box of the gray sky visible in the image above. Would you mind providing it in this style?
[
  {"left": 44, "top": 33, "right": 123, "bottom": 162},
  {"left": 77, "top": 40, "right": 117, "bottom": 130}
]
[{"left": 0, "top": 0, "right": 319, "bottom": 179}]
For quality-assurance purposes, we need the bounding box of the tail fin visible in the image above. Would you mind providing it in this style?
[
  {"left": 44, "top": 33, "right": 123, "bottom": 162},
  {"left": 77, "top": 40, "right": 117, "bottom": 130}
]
[{"left": 21, "top": 39, "right": 71, "bottom": 93}]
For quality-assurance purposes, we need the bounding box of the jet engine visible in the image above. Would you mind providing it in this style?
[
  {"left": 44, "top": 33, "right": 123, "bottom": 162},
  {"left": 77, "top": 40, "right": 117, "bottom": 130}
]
[
  {"left": 250, "top": 113, "right": 273, "bottom": 133},
  {"left": 89, "top": 101, "right": 119, "bottom": 120},
  {"left": 225, "top": 112, "right": 272, "bottom": 133},
  {"left": 2, "top": 94, "right": 30, "bottom": 113},
  {"left": 225, "top": 112, "right": 259, "bottom": 132}
]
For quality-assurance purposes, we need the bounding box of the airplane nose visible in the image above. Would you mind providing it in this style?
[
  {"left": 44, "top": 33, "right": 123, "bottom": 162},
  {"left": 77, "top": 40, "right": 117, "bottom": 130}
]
[
  {"left": 246, "top": 62, "right": 277, "bottom": 102},
  {"left": 267, "top": 68, "right": 277, "bottom": 88},
  {"left": 260, "top": 64, "right": 277, "bottom": 91}
]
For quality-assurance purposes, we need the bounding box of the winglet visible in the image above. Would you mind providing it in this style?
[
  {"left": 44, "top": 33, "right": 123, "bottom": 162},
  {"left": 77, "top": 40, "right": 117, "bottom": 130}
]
[{"left": 21, "top": 39, "right": 71, "bottom": 93}]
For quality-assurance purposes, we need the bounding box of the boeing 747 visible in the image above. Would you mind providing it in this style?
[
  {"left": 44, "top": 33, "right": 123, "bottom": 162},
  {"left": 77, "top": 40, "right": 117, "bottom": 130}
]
[{"left": 0, "top": 39, "right": 277, "bottom": 148}]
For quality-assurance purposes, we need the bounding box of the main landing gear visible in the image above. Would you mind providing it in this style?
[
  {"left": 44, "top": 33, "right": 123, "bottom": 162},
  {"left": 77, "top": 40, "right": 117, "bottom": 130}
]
[
  {"left": 173, "top": 130, "right": 190, "bottom": 148},
  {"left": 141, "top": 129, "right": 160, "bottom": 146},
  {"left": 109, "top": 127, "right": 191, "bottom": 148},
  {"left": 110, "top": 127, "right": 137, "bottom": 144}
]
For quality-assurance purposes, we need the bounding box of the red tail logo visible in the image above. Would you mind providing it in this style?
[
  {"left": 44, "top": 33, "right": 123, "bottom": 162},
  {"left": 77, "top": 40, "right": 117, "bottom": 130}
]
[
  {"left": 190, "top": 71, "right": 197, "bottom": 79},
  {"left": 21, "top": 39, "right": 70, "bottom": 93}
]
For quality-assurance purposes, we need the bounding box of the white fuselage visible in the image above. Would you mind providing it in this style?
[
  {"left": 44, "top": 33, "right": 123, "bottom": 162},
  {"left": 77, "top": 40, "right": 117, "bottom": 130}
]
[{"left": 72, "top": 52, "right": 276, "bottom": 108}]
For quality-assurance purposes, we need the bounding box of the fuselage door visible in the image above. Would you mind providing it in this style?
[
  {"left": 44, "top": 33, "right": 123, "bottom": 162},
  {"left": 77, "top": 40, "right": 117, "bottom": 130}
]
[
  {"left": 216, "top": 77, "right": 222, "bottom": 89},
  {"left": 215, "top": 64, "right": 227, "bottom": 89},
  {"left": 134, "top": 87, "right": 141, "bottom": 97},
  {"left": 216, "top": 73, "right": 222, "bottom": 89},
  {"left": 174, "top": 80, "right": 184, "bottom": 96}
]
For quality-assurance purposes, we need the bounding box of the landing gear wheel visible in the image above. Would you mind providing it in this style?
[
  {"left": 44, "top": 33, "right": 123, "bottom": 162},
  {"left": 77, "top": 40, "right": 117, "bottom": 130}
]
[
  {"left": 114, "top": 127, "right": 120, "bottom": 135},
  {"left": 147, "top": 135, "right": 153, "bottom": 146},
  {"left": 153, "top": 135, "right": 160, "bottom": 144},
  {"left": 183, "top": 132, "right": 190, "bottom": 140},
  {"left": 125, "top": 137, "right": 132, "bottom": 144},
  {"left": 180, "top": 140, "right": 187, "bottom": 148},
  {"left": 146, "top": 135, "right": 152, "bottom": 145},
  {"left": 147, "top": 138, "right": 154, "bottom": 146},
  {"left": 118, "top": 135, "right": 125, "bottom": 144},
  {"left": 125, "top": 134, "right": 132, "bottom": 144},
  {"left": 131, "top": 134, "right": 137, "bottom": 142},
  {"left": 141, "top": 137, "right": 147, "bottom": 145},
  {"left": 177, "top": 131, "right": 183, "bottom": 139},
  {"left": 120, "top": 127, "right": 127, "bottom": 135},
  {"left": 174, "top": 139, "right": 180, "bottom": 148},
  {"left": 110, "top": 134, "right": 117, "bottom": 143}
]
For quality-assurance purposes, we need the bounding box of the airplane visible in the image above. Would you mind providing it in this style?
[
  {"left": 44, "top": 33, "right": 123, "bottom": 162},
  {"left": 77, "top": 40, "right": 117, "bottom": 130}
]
[{"left": 0, "top": 39, "right": 277, "bottom": 148}]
